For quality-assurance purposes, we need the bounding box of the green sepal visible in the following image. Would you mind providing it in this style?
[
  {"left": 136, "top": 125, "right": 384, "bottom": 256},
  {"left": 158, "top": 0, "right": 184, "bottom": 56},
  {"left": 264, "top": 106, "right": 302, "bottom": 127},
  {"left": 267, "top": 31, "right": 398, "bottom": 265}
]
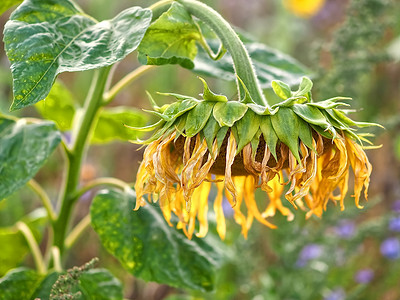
[
  {"left": 271, "top": 96, "right": 306, "bottom": 108},
  {"left": 310, "top": 124, "right": 333, "bottom": 139},
  {"left": 144, "top": 119, "right": 175, "bottom": 143},
  {"left": 271, "top": 80, "right": 292, "bottom": 100},
  {"left": 125, "top": 119, "right": 164, "bottom": 132},
  {"left": 202, "top": 115, "right": 220, "bottom": 154},
  {"left": 247, "top": 103, "right": 278, "bottom": 115},
  {"left": 260, "top": 116, "right": 278, "bottom": 161},
  {"left": 307, "top": 97, "right": 351, "bottom": 109},
  {"left": 145, "top": 91, "right": 162, "bottom": 111},
  {"left": 185, "top": 101, "right": 214, "bottom": 137},
  {"left": 213, "top": 102, "right": 248, "bottom": 127},
  {"left": 330, "top": 108, "right": 384, "bottom": 129},
  {"left": 157, "top": 92, "right": 198, "bottom": 102},
  {"left": 251, "top": 129, "right": 262, "bottom": 160},
  {"left": 216, "top": 127, "right": 229, "bottom": 150},
  {"left": 161, "top": 99, "right": 198, "bottom": 122},
  {"left": 173, "top": 115, "right": 188, "bottom": 141},
  {"left": 292, "top": 76, "right": 313, "bottom": 98},
  {"left": 292, "top": 104, "right": 333, "bottom": 132},
  {"left": 270, "top": 107, "right": 301, "bottom": 164},
  {"left": 235, "top": 110, "right": 261, "bottom": 153},
  {"left": 298, "top": 118, "right": 315, "bottom": 152},
  {"left": 199, "top": 77, "right": 228, "bottom": 102}
]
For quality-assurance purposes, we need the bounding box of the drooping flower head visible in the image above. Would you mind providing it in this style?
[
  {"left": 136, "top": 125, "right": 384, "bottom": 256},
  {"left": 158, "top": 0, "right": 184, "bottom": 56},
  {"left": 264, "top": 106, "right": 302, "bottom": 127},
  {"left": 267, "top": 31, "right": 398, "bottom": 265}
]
[{"left": 131, "top": 77, "right": 380, "bottom": 239}]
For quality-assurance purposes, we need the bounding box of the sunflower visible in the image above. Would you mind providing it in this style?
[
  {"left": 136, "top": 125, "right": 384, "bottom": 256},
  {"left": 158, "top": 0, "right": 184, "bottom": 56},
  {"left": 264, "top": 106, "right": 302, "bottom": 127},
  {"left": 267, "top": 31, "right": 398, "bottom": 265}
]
[{"left": 131, "top": 77, "right": 379, "bottom": 240}]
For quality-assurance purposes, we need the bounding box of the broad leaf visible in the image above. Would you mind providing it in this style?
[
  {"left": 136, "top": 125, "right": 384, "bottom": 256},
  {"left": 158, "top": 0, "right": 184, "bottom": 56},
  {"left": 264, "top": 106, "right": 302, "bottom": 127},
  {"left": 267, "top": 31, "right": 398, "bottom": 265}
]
[
  {"left": 35, "top": 80, "right": 76, "bottom": 131},
  {"left": 0, "top": 118, "right": 61, "bottom": 201},
  {"left": 4, "top": 0, "right": 152, "bottom": 110},
  {"left": 138, "top": 2, "right": 201, "bottom": 69},
  {"left": 0, "top": 0, "right": 22, "bottom": 16},
  {"left": 92, "top": 107, "right": 148, "bottom": 144},
  {"left": 90, "top": 189, "right": 225, "bottom": 292},
  {"left": 213, "top": 102, "right": 248, "bottom": 127},
  {"left": 78, "top": 269, "right": 124, "bottom": 299},
  {"left": 0, "top": 268, "right": 43, "bottom": 300},
  {"left": 194, "top": 39, "right": 310, "bottom": 88}
]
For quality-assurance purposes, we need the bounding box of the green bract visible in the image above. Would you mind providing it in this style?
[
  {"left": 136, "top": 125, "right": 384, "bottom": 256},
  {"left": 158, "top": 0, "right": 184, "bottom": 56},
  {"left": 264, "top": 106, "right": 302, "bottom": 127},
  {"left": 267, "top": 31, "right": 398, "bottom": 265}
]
[{"left": 131, "top": 77, "right": 381, "bottom": 162}]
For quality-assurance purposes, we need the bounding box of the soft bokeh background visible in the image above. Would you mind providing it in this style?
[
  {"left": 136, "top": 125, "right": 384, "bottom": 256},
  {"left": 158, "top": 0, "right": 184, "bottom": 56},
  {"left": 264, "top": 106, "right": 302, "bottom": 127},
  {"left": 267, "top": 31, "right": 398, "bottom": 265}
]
[{"left": 1, "top": 0, "right": 399, "bottom": 299}]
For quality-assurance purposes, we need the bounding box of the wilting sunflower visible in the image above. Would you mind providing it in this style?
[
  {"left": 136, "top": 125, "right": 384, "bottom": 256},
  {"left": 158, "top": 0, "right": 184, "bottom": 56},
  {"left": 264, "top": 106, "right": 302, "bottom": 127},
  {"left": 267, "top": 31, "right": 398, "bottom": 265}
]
[{"left": 131, "top": 77, "right": 380, "bottom": 240}]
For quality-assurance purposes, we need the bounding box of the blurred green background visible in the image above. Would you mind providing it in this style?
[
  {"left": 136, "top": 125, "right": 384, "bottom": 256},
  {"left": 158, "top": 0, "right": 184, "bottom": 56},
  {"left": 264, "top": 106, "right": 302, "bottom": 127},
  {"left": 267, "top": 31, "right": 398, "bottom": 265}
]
[{"left": 0, "top": 0, "right": 399, "bottom": 299}]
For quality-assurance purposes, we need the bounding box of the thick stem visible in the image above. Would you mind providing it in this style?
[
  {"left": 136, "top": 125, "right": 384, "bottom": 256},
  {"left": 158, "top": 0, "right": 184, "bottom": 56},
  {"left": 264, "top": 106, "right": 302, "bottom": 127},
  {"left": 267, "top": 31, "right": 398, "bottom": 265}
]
[
  {"left": 53, "top": 67, "right": 110, "bottom": 257},
  {"left": 178, "top": 0, "right": 268, "bottom": 107}
]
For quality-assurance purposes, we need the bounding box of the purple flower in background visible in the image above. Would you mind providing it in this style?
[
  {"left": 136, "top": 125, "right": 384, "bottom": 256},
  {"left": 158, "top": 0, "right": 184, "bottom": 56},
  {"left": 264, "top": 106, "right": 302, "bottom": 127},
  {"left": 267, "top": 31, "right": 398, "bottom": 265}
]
[
  {"left": 335, "top": 220, "right": 356, "bottom": 239},
  {"left": 380, "top": 237, "right": 400, "bottom": 260},
  {"left": 324, "top": 288, "right": 346, "bottom": 300},
  {"left": 389, "top": 217, "right": 400, "bottom": 232},
  {"left": 296, "top": 244, "right": 323, "bottom": 267},
  {"left": 392, "top": 200, "right": 400, "bottom": 213},
  {"left": 355, "top": 269, "right": 374, "bottom": 284}
]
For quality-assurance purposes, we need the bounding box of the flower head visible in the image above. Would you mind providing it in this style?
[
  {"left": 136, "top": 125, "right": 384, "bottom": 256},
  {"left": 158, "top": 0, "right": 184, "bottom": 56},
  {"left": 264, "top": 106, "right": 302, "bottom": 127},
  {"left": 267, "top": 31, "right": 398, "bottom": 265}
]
[
  {"left": 131, "top": 77, "right": 379, "bottom": 239},
  {"left": 354, "top": 268, "right": 374, "bottom": 284}
]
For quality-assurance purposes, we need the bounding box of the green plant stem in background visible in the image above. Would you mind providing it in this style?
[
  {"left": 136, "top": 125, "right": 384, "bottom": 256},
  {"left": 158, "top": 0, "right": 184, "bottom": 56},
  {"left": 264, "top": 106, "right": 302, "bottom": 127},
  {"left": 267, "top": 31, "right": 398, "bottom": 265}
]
[
  {"left": 103, "top": 65, "right": 155, "bottom": 104},
  {"left": 53, "top": 67, "right": 111, "bottom": 258},
  {"left": 16, "top": 222, "right": 47, "bottom": 275},
  {"left": 178, "top": 0, "right": 268, "bottom": 107},
  {"left": 65, "top": 214, "right": 92, "bottom": 249},
  {"left": 27, "top": 179, "right": 56, "bottom": 221},
  {"left": 51, "top": 246, "right": 62, "bottom": 273}
]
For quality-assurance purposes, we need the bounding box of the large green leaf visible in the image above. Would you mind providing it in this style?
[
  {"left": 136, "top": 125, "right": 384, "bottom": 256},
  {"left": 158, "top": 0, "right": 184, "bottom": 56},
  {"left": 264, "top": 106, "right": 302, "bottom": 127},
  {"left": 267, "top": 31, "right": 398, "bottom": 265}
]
[
  {"left": 0, "top": 268, "right": 43, "bottom": 300},
  {"left": 194, "top": 39, "right": 310, "bottom": 88},
  {"left": 92, "top": 107, "right": 148, "bottom": 144},
  {"left": 3, "top": 0, "right": 152, "bottom": 110},
  {"left": 1, "top": 268, "right": 123, "bottom": 300},
  {"left": 0, "top": 0, "right": 22, "bottom": 16},
  {"left": 35, "top": 80, "right": 76, "bottom": 131},
  {"left": 90, "top": 189, "right": 225, "bottom": 292},
  {"left": 0, "top": 118, "right": 61, "bottom": 201},
  {"left": 138, "top": 2, "right": 201, "bottom": 69},
  {"left": 0, "top": 208, "right": 47, "bottom": 276}
]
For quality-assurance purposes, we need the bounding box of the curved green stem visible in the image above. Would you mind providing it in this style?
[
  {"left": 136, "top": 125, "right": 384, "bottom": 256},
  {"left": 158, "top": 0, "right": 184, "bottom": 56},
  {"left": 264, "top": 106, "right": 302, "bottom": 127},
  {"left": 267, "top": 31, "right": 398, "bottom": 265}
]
[
  {"left": 103, "top": 65, "right": 155, "bottom": 104},
  {"left": 65, "top": 214, "right": 91, "bottom": 249},
  {"left": 16, "top": 222, "right": 46, "bottom": 274},
  {"left": 73, "top": 177, "right": 134, "bottom": 200},
  {"left": 178, "top": 0, "right": 268, "bottom": 107},
  {"left": 27, "top": 179, "right": 56, "bottom": 221},
  {"left": 53, "top": 67, "right": 111, "bottom": 257}
]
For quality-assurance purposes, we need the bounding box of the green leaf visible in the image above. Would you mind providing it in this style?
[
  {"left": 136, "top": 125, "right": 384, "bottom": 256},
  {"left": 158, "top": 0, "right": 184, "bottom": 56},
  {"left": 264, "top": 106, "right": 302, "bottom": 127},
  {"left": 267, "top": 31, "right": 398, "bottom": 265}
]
[
  {"left": 0, "top": 0, "right": 22, "bottom": 16},
  {"left": 270, "top": 107, "right": 301, "bottom": 163},
  {"left": 138, "top": 2, "right": 201, "bottom": 69},
  {"left": 216, "top": 126, "right": 229, "bottom": 150},
  {"left": 0, "top": 268, "right": 43, "bottom": 300},
  {"left": 154, "top": 99, "right": 198, "bottom": 122},
  {"left": 260, "top": 116, "right": 278, "bottom": 160},
  {"left": 271, "top": 80, "right": 292, "bottom": 100},
  {"left": 91, "top": 107, "right": 148, "bottom": 144},
  {"left": 0, "top": 118, "right": 61, "bottom": 201},
  {"left": 194, "top": 38, "right": 310, "bottom": 88},
  {"left": 4, "top": 1, "right": 152, "bottom": 110},
  {"left": 35, "top": 80, "right": 76, "bottom": 130},
  {"left": 90, "top": 189, "right": 224, "bottom": 292},
  {"left": 185, "top": 101, "right": 214, "bottom": 137},
  {"left": 213, "top": 102, "right": 248, "bottom": 127},
  {"left": 235, "top": 110, "right": 261, "bottom": 153},
  {"left": 78, "top": 269, "right": 124, "bottom": 300},
  {"left": 298, "top": 118, "right": 314, "bottom": 151}
]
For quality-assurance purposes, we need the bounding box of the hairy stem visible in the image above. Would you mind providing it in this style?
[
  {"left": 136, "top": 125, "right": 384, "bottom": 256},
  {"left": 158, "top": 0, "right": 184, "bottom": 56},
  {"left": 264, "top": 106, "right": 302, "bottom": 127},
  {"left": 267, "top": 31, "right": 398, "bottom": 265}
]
[
  {"left": 53, "top": 67, "right": 111, "bottom": 258},
  {"left": 16, "top": 222, "right": 46, "bottom": 274},
  {"left": 178, "top": 0, "right": 268, "bottom": 107}
]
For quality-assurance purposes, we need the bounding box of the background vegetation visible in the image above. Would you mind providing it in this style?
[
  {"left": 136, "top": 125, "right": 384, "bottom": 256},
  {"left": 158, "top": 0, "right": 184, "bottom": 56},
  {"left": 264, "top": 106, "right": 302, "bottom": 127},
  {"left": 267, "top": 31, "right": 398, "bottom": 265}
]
[{"left": 0, "top": 0, "right": 399, "bottom": 299}]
